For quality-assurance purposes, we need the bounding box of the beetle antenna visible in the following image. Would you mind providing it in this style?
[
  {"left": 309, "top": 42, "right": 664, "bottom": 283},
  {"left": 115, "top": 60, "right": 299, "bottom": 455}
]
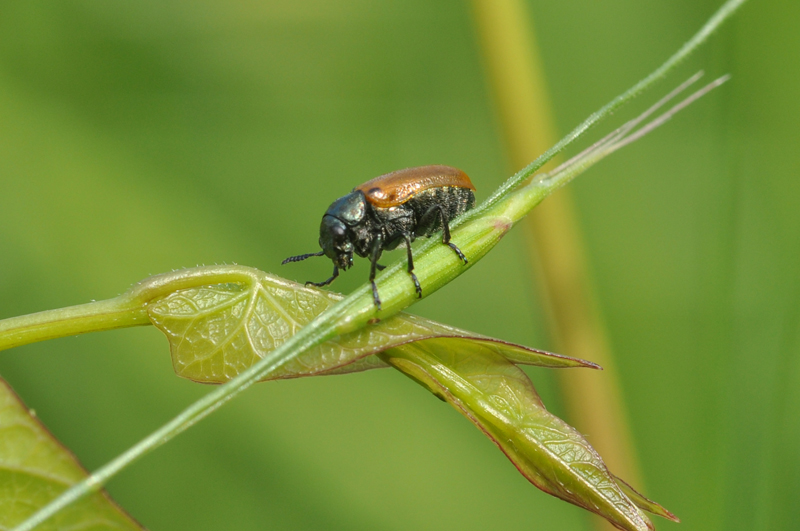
[{"left": 282, "top": 251, "right": 325, "bottom": 265}]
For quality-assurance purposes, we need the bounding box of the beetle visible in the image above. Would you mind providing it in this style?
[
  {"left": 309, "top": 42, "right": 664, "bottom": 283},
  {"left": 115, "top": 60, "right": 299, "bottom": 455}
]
[{"left": 282, "top": 165, "right": 476, "bottom": 309}]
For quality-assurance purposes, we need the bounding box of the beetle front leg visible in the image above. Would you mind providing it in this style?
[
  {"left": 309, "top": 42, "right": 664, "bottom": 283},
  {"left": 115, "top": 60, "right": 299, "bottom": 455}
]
[
  {"left": 306, "top": 266, "right": 339, "bottom": 287},
  {"left": 369, "top": 235, "right": 384, "bottom": 310},
  {"left": 402, "top": 233, "right": 422, "bottom": 298}
]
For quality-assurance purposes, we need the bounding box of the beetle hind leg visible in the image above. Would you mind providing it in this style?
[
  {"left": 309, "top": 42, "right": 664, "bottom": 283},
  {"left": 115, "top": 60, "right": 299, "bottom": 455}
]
[
  {"left": 420, "top": 205, "right": 469, "bottom": 265},
  {"left": 446, "top": 241, "right": 468, "bottom": 264},
  {"left": 438, "top": 208, "right": 468, "bottom": 264}
]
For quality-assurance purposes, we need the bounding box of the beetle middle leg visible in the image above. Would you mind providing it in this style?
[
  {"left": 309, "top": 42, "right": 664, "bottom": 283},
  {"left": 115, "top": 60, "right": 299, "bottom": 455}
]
[
  {"left": 369, "top": 235, "right": 384, "bottom": 310},
  {"left": 306, "top": 266, "right": 339, "bottom": 288},
  {"left": 401, "top": 232, "right": 423, "bottom": 298},
  {"left": 419, "top": 205, "right": 468, "bottom": 264}
]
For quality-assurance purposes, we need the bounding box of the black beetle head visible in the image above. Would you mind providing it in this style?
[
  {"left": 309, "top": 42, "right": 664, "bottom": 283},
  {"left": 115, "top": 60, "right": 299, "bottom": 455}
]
[
  {"left": 282, "top": 192, "right": 366, "bottom": 274},
  {"left": 317, "top": 191, "right": 367, "bottom": 270},
  {"left": 319, "top": 215, "right": 354, "bottom": 270}
]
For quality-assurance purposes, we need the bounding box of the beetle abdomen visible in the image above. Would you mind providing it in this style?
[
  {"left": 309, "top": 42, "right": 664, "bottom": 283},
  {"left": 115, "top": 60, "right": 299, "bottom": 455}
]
[{"left": 407, "top": 186, "right": 475, "bottom": 237}]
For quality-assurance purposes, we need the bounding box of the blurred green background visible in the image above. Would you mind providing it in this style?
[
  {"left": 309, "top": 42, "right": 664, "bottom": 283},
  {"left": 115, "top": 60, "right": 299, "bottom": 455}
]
[{"left": 0, "top": 1, "right": 798, "bottom": 530}]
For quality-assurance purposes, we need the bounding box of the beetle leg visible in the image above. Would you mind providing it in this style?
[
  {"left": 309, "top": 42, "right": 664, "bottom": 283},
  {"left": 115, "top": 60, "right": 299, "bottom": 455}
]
[
  {"left": 420, "top": 205, "right": 469, "bottom": 264},
  {"left": 402, "top": 233, "right": 422, "bottom": 298},
  {"left": 437, "top": 207, "right": 468, "bottom": 264},
  {"left": 375, "top": 263, "right": 386, "bottom": 271},
  {"left": 369, "top": 235, "right": 384, "bottom": 310},
  {"left": 305, "top": 266, "right": 339, "bottom": 287}
]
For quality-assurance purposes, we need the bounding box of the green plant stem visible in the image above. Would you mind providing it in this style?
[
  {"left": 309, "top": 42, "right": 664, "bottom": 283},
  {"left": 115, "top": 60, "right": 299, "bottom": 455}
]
[
  {"left": 471, "top": 0, "right": 748, "bottom": 217},
  {"left": 12, "top": 0, "right": 747, "bottom": 528},
  {"left": 0, "top": 266, "right": 261, "bottom": 352},
  {"left": 0, "top": 300, "right": 148, "bottom": 352}
]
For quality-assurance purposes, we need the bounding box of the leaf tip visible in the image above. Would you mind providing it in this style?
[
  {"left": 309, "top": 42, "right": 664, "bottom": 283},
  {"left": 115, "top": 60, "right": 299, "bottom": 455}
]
[
  {"left": 613, "top": 474, "right": 680, "bottom": 524},
  {"left": 585, "top": 359, "right": 603, "bottom": 370}
]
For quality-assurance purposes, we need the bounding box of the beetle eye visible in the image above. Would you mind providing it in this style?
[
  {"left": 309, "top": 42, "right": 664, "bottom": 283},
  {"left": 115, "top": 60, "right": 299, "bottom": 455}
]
[
  {"left": 331, "top": 224, "right": 346, "bottom": 238},
  {"left": 319, "top": 215, "right": 351, "bottom": 260},
  {"left": 333, "top": 228, "right": 351, "bottom": 252}
]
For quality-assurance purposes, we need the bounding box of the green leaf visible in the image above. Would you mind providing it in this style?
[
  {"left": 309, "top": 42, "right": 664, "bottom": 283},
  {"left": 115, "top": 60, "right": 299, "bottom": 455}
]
[
  {"left": 0, "top": 378, "right": 144, "bottom": 531},
  {"left": 146, "top": 274, "right": 676, "bottom": 530},
  {"left": 146, "top": 273, "right": 597, "bottom": 384},
  {"left": 379, "top": 342, "right": 665, "bottom": 531}
]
